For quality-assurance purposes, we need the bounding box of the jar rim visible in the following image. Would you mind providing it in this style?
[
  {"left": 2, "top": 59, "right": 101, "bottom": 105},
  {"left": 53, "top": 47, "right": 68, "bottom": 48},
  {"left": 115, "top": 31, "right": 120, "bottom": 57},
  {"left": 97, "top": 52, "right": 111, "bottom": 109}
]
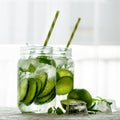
[
  {"left": 20, "top": 45, "right": 53, "bottom": 57},
  {"left": 20, "top": 45, "right": 52, "bottom": 50},
  {"left": 53, "top": 47, "right": 72, "bottom": 57},
  {"left": 53, "top": 47, "right": 72, "bottom": 51}
]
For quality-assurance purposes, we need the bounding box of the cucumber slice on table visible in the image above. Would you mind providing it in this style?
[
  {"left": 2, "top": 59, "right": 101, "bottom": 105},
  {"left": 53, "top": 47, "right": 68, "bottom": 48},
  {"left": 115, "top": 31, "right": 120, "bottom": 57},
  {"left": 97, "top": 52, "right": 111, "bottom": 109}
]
[
  {"left": 23, "top": 78, "right": 37, "bottom": 105},
  {"left": 35, "top": 88, "right": 55, "bottom": 104},
  {"left": 56, "top": 76, "right": 73, "bottom": 95},
  {"left": 18, "top": 78, "right": 28, "bottom": 101},
  {"left": 57, "top": 69, "right": 73, "bottom": 80}
]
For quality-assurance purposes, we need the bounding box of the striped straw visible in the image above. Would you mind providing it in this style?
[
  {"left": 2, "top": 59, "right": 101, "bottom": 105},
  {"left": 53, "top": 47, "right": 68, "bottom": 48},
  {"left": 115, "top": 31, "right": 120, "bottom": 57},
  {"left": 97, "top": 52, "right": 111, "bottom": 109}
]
[
  {"left": 66, "top": 18, "right": 81, "bottom": 48},
  {"left": 44, "top": 11, "right": 59, "bottom": 46}
]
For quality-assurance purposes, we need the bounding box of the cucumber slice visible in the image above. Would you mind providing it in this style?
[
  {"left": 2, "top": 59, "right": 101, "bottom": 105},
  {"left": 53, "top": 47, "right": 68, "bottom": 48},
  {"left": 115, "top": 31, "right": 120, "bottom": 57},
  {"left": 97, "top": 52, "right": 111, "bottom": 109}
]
[
  {"left": 38, "top": 78, "right": 55, "bottom": 98},
  {"left": 56, "top": 76, "right": 73, "bottom": 95},
  {"left": 35, "top": 72, "right": 48, "bottom": 94},
  {"left": 23, "top": 78, "right": 37, "bottom": 105},
  {"left": 18, "top": 78, "right": 28, "bottom": 101},
  {"left": 36, "top": 78, "right": 42, "bottom": 96},
  {"left": 35, "top": 88, "right": 55, "bottom": 104},
  {"left": 57, "top": 69, "right": 73, "bottom": 80}
]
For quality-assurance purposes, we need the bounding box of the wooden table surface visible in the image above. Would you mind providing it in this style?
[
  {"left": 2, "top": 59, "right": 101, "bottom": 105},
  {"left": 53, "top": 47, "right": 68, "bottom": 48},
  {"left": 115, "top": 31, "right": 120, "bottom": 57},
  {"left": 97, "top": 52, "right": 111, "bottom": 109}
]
[{"left": 0, "top": 107, "right": 120, "bottom": 120}]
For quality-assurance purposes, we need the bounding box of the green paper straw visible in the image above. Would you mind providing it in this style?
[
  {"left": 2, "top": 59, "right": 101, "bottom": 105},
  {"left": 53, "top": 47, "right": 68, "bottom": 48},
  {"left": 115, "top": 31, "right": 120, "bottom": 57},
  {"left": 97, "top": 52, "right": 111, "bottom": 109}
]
[
  {"left": 66, "top": 18, "right": 81, "bottom": 48},
  {"left": 44, "top": 11, "right": 59, "bottom": 46}
]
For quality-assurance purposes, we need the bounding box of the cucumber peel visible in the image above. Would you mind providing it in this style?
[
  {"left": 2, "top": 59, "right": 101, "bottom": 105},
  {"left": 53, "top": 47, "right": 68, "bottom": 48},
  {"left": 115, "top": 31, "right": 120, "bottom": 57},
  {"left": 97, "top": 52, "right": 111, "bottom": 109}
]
[{"left": 23, "top": 78, "right": 37, "bottom": 105}]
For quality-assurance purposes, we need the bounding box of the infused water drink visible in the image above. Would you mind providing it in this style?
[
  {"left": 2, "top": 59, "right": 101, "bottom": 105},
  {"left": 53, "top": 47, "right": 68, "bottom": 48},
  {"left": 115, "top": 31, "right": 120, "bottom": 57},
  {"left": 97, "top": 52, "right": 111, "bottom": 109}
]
[{"left": 17, "top": 46, "right": 56, "bottom": 113}]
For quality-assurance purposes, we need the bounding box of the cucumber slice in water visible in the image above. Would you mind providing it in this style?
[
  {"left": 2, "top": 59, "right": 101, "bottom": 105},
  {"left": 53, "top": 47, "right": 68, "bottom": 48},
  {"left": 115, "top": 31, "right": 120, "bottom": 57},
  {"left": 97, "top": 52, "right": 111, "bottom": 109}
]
[
  {"left": 56, "top": 76, "right": 73, "bottom": 95},
  {"left": 57, "top": 69, "right": 73, "bottom": 80},
  {"left": 36, "top": 72, "right": 48, "bottom": 94},
  {"left": 36, "top": 78, "right": 42, "bottom": 96},
  {"left": 18, "top": 78, "right": 28, "bottom": 101},
  {"left": 38, "top": 78, "right": 55, "bottom": 98},
  {"left": 23, "top": 78, "right": 37, "bottom": 105},
  {"left": 35, "top": 88, "right": 55, "bottom": 104}
]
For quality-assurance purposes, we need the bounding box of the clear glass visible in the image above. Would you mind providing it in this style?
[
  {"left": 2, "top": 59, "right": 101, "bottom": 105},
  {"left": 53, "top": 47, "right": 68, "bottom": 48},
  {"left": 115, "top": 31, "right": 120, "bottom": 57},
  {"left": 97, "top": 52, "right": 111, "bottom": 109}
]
[
  {"left": 17, "top": 46, "right": 56, "bottom": 113},
  {"left": 53, "top": 47, "right": 74, "bottom": 110}
]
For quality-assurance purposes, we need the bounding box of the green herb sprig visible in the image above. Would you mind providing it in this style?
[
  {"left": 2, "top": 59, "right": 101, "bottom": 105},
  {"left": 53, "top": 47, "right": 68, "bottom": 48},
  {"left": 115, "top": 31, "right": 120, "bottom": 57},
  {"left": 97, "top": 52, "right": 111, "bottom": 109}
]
[
  {"left": 48, "top": 107, "right": 64, "bottom": 115},
  {"left": 88, "top": 96, "right": 113, "bottom": 114}
]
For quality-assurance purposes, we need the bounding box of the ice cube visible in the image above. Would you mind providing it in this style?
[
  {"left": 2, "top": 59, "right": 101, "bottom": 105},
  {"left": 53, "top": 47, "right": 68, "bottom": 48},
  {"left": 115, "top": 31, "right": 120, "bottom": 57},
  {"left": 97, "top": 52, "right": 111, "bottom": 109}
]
[
  {"left": 35, "top": 63, "right": 56, "bottom": 79},
  {"left": 66, "top": 101, "right": 88, "bottom": 115},
  {"left": 55, "top": 57, "right": 67, "bottom": 69},
  {"left": 93, "top": 101, "right": 112, "bottom": 113},
  {"left": 18, "top": 58, "right": 40, "bottom": 72}
]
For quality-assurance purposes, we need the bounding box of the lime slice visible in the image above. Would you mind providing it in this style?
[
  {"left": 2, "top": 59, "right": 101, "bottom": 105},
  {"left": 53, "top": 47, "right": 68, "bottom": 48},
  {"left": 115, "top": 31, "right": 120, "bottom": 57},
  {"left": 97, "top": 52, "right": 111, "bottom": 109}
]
[
  {"left": 18, "top": 78, "right": 28, "bottom": 101},
  {"left": 56, "top": 76, "right": 73, "bottom": 95},
  {"left": 57, "top": 69, "right": 73, "bottom": 80},
  {"left": 35, "top": 88, "right": 55, "bottom": 104},
  {"left": 35, "top": 72, "right": 48, "bottom": 94},
  {"left": 67, "top": 89, "right": 92, "bottom": 108},
  {"left": 23, "top": 78, "right": 37, "bottom": 105},
  {"left": 61, "top": 99, "right": 86, "bottom": 110}
]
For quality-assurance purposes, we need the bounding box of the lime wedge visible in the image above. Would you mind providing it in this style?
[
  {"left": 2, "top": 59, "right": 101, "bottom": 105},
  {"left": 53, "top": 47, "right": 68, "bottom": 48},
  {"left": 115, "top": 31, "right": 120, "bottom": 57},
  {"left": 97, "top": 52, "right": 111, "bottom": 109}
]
[
  {"left": 56, "top": 76, "right": 73, "bottom": 95},
  {"left": 67, "top": 89, "right": 92, "bottom": 108}
]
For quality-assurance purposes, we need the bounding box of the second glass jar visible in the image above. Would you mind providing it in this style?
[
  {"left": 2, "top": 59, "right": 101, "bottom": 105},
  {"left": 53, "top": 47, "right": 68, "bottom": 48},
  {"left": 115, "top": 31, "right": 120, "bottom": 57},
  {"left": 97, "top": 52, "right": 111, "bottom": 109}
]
[{"left": 53, "top": 47, "right": 74, "bottom": 110}]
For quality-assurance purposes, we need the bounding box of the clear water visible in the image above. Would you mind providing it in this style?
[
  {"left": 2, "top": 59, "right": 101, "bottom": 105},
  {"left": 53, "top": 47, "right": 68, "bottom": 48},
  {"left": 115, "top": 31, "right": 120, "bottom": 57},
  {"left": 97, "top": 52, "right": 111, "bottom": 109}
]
[
  {"left": 18, "top": 99, "right": 56, "bottom": 113},
  {"left": 18, "top": 58, "right": 56, "bottom": 113}
]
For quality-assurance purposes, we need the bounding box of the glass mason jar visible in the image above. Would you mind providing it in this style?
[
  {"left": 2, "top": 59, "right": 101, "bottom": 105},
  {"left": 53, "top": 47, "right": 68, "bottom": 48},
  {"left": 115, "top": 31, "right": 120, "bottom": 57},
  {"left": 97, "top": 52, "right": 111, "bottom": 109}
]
[
  {"left": 17, "top": 46, "right": 56, "bottom": 113},
  {"left": 53, "top": 47, "right": 74, "bottom": 110}
]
